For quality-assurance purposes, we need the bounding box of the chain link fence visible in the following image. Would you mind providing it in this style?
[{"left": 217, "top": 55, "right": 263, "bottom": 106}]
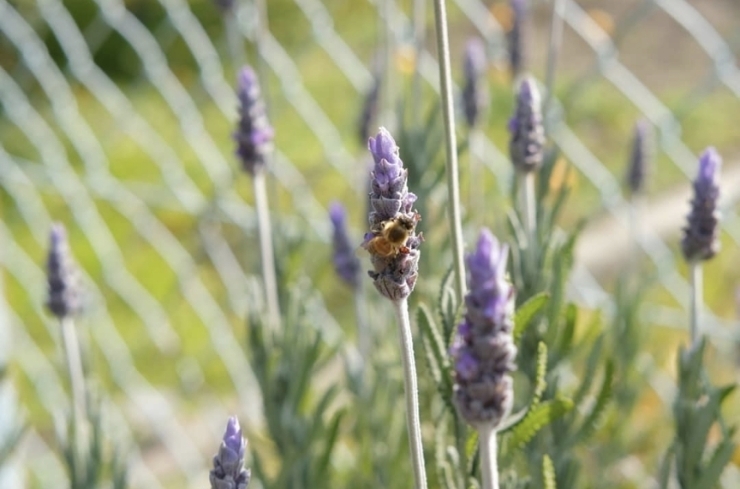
[{"left": 1, "top": 0, "right": 739, "bottom": 487}]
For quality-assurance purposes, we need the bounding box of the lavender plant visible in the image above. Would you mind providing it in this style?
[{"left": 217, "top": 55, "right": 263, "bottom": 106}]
[
  {"left": 235, "top": 65, "right": 281, "bottom": 330},
  {"left": 450, "top": 230, "right": 516, "bottom": 489},
  {"left": 209, "top": 417, "right": 251, "bottom": 489},
  {"left": 461, "top": 38, "right": 488, "bottom": 131},
  {"left": 362, "top": 127, "right": 427, "bottom": 489},
  {"left": 45, "top": 224, "right": 127, "bottom": 489},
  {"left": 625, "top": 120, "right": 651, "bottom": 197}
]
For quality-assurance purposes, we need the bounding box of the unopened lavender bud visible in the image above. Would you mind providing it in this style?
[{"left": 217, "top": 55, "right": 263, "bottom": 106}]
[
  {"left": 329, "top": 202, "right": 361, "bottom": 288},
  {"left": 234, "top": 66, "right": 274, "bottom": 175},
  {"left": 451, "top": 229, "right": 516, "bottom": 429},
  {"left": 508, "top": 77, "right": 545, "bottom": 174},
  {"left": 363, "top": 128, "right": 422, "bottom": 301},
  {"left": 210, "top": 417, "right": 251, "bottom": 489},
  {"left": 681, "top": 147, "right": 721, "bottom": 262},
  {"left": 46, "top": 223, "right": 82, "bottom": 319},
  {"left": 461, "top": 38, "right": 488, "bottom": 129},
  {"left": 508, "top": 0, "right": 526, "bottom": 77},
  {"left": 358, "top": 76, "right": 381, "bottom": 146},
  {"left": 626, "top": 120, "right": 651, "bottom": 195}
]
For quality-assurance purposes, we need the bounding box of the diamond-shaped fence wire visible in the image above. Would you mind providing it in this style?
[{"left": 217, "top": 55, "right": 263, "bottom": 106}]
[{"left": 1, "top": 0, "right": 739, "bottom": 487}]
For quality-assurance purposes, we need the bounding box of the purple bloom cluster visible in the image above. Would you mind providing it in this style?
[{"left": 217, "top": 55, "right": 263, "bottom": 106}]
[
  {"left": 508, "top": 77, "right": 545, "bottom": 174},
  {"left": 461, "top": 38, "right": 488, "bottom": 129},
  {"left": 46, "top": 223, "right": 82, "bottom": 319},
  {"left": 210, "top": 417, "right": 251, "bottom": 489},
  {"left": 329, "top": 202, "right": 361, "bottom": 288},
  {"left": 451, "top": 229, "right": 516, "bottom": 428},
  {"left": 508, "top": 0, "right": 526, "bottom": 77},
  {"left": 234, "top": 66, "right": 274, "bottom": 175},
  {"left": 364, "top": 128, "right": 422, "bottom": 301},
  {"left": 626, "top": 120, "right": 651, "bottom": 195},
  {"left": 681, "top": 147, "right": 721, "bottom": 262}
]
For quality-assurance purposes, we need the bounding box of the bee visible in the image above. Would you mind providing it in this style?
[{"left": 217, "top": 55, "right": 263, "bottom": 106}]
[{"left": 363, "top": 213, "right": 420, "bottom": 258}]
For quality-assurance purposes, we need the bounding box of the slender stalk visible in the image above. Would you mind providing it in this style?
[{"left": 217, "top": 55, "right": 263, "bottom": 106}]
[
  {"left": 253, "top": 170, "right": 281, "bottom": 329},
  {"left": 543, "top": 0, "right": 566, "bottom": 131},
  {"left": 469, "top": 128, "right": 483, "bottom": 222},
  {"left": 522, "top": 172, "right": 537, "bottom": 254},
  {"left": 479, "top": 424, "right": 499, "bottom": 489},
  {"left": 689, "top": 261, "right": 702, "bottom": 345},
  {"left": 392, "top": 298, "right": 428, "bottom": 489},
  {"left": 60, "top": 317, "right": 88, "bottom": 478},
  {"left": 432, "top": 0, "right": 467, "bottom": 302}
]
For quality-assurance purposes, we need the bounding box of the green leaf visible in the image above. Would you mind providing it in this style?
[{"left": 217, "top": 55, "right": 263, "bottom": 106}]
[
  {"left": 506, "top": 397, "right": 574, "bottom": 450},
  {"left": 657, "top": 442, "right": 675, "bottom": 489},
  {"left": 572, "top": 334, "right": 604, "bottom": 406},
  {"left": 542, "top": 455, "right": 557, "bottom": 489},
  {"left": 315, "top": 409, "right": 344, "bottom": 480},
  {"left": 694, "top": 437, "right": 736, "bottom": 489},
  {"left": 572, "top": 359, "right": 614, "bottom": 443},
  {"left": 532, "top": 342, "right": 548, "bottom": 406},
  {"left": 513, "top": 293, "right": 549, "bottom": 341}
]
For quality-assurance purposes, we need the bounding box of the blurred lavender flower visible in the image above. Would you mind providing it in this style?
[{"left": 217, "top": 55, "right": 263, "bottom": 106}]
[
  {"left": 358, "top": 76, "right": 381, "bottom": 146},
  {"left": 46, "top": 223, "right": 82, "bottom": 319},
  {"left": 214, "top": 0, "right": 235, "bottom": 11},
  {"left": 329, "top": 202, "right": 361, "bottom": 288},
  {"left": 362, "top": 127, "right": 422, "bottom": 301},
  {"left": 210, "top": 417, "right": 251, "bottom": 489},
  {"left": 450, "top": 229, "right": 516, "bottom": 428},
  {"left": 461, "top": 38, "right": 488, "bottom": 129},
  {"left": 508, "top": 77, "right": 545, "bottom": 174},
  {"left": 681, "top": 147, "right": 721, "bottom": 262},
  {"left": 235, "top": 66, "right": 274, "bottom": 175},
  {"left": 626, "top": 120, "right": 651, "bottom": 195},
  {"left": 508, "top": 0, "right": 526, "bottom": 77}
]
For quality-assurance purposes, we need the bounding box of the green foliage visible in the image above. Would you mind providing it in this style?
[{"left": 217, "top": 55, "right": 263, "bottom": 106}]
[
  {"left": 664, "top": 338, "right": 737, "bottom": 489},
  {"left": 246, "top": 284, "right": 346, "bottom": 488},
  {"left": 513, "top": 293, "right": 549, "bottom": 342},
  {"left": 542, "top": 455, "right": 556, "bottom": 489}
]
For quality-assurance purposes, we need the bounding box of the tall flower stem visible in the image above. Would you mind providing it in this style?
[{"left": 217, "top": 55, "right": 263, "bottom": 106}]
[
  {"left": 432, "top": 0, "right": 466, "bottom": 302},
  {"left": 522, "top": 171, "right": 537, "bottom": 259},
  {"left": 689, "top": 261, "right": 702, "bottom": 345},
  {"left": 60, "top": 317, "right": 88, "bottom": 477},
  {"left": 225, "top": 13, "right": 245, "bottom": 70},
  {"left": 479, "top": 424, "right": 499, "bottom": 489},
  {"left": 543, "top": 0, "right": 566, "bottom": 127},
  {"left": 253, "top": 170, "right": 281, "bottom": 329},
  {"left": 393, "top": 298, "right": 428, "bottom": 489}
]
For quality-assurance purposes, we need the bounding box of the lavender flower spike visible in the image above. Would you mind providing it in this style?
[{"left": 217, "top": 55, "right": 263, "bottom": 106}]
[
  {"left": 46, "top": 223, "right": 82, "bottom": 319},
  {"left": 330, "top": 202, "right": 361, "bottom": 288},
  {"left": 626, "top": 120, "right": 651, "bottom": 195},
  {"left": 682, "top": 147, "right": 721, "bottom": 262},
  {"left": 235, "top": 66, "right": 274, "bottom": 175},
  {"left": 364, "top": 127, "right": 422, "bottom": 301},
  {"left": 451, "top": 229, "right": 516, "bottom": 428},
  {"left": 508, "top": 77, "right": 545, "bottom": 174},
  {"left": 462, "top": 38, "right": 488, "bottom": 129},
  {"left": 210, "top": 417, "right": 251, "bottom": 489},
  {"left": 508, "top": 0, "right": 526, "bottom": 77}
]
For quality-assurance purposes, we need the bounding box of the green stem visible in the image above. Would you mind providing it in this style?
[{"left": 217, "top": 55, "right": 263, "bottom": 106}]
[
  {"left": 253, "top": 170, "right": 281, "bottom": 329},
  {"left": 224, "top": 9, "right": 245, "bottom": 71},
  {"left": 60, "top": 317, "right": 88, "bottom": 479},
  {"left": 393, "top": 298, "right": 428, "bottom": 489},
  {"left": 522, "top": 171, "right": 537, "bottom": 258},
  {"left": 689, "top": 261, "right": 702, "bottom": 346},
  {"left": 479, "top": 424, "right": 499, "bottom": 489},
  {"left": 432, "top": 0, "right": 466, "bottom": 303}
]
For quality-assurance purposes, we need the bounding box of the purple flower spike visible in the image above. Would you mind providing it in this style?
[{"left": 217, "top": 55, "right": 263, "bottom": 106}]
[
  {"left": 626, "top": 120, "right": 651, "bottom": 195},
  {"left": 363, "top": 128, "right": 422, "bottom": 301},
  {"left": 329, "top": 202, "right": 361, "bottom": 288},
  {"left": 451, "top": 229, "right": 516, "bottom": 429},
  {"left": 681, "top": 147, "right": 721, "bottom": 262},
  {"left": 508, "top": 77, "right": 545, "bottom": 174},
  {"left": 46, "top": 223, "right": 82, "bottom": 319},
  {"left": 234, "top": 66, "right": 274, "bottom": 175},
  {"left": 462, "top": 38, "right": 489, "bottom": 129},
  {"left": 210, "top": 417, "right": 251, "bottom": 489},
  {"left": 508, "top": 0, "right": 526, "bottom": 77}
]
